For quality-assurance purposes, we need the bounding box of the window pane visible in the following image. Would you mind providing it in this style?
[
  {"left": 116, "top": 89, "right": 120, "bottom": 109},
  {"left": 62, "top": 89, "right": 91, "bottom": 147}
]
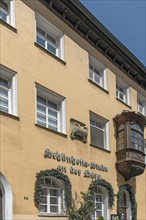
[
  {"left": 89, "top": 70, "right": 94, "bottom": 80},
  {"left": 97, "top": 211, "right": 102, "bottom": 217},
  {"left": 50, "top": 197, "right": 58, "bottom": 205},
  {"left": 48, "top": 101, "right": 57, "bottom": 110},
  {"left": 37, "top": 96, "right": 46, "bottom": 105},
  {"left": 119, "top": 93, "right": 124, "bottom": 100},
  {"left": 96, "top": 203, "right": 102, "bottom": 210},
  {"left": 48, "top": 109, "right": 57, "bottom": 119},
  {"left": 40, "top": 196, "right": 47, "bottom": 203},
  {"left": 50, "top": 189, "right": 58, "bottom": 196},
  {"left": 0, "top": 0, "right": 8, "bottom": 23},
  {"left": 48, "top": 118, "right": 57, "bottom": 127},
  {"left": 96, "top": 195, "right": 102, "bottom": 202},
  {"left": 37, "top": 113, "right": 46, "bottom": 122},
  {"left": 47, "top": 43, "right": 56, "bottom": 55},
  {"left": 44, "top": 178, "right": 51, "bottom": 186},
  {"left": 39, "top": 205, "right": 47, "bottom": 212},
  {"left": 37, "top": 27, "right": 45, "bottom": 37},
  {"left": 37, "top": 104, "right": 46, "bottom": 114},
  {"left": 0, "top": 105, "right": 8, "bottom": 113},
  {"left": 91, "top": 126, "right": 104, "bottom": 148},
  {"left": 0, "top": 89, "right": 8, "bottom": 99},
  {"left": 41, "top": 188, "right": 47, "bottom": 195},
  {"left": 47, "top": 34, "right": 56, "bottom": 44},
  {"left": 0, "top": 78, "right": 8, "bottom": 88},
  {"left": 37, "top": 113, "right": 46, "bottom": 126},
  {"left": 0, "top": 98, "right": 8, "bottom": 107},
  {"left": 50, "top": 206, "right": 58, "bottom": 213},
  {"left": 94, "top": 73, "right": 100, "bottom": 84},
  {"left": 37, "top": 36, "right": 45, "bottom": 47},
  {"left": 94, "top": 68, "right": 100, "bottom": 76},
  {"left": 89, "top": 64, "right": 93, "bottom": 71}
]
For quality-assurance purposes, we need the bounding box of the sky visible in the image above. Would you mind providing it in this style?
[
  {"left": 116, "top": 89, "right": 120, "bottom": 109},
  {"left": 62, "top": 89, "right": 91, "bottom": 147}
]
[{"left": 80, "top": 0, "right": 146, "bottom": 66}]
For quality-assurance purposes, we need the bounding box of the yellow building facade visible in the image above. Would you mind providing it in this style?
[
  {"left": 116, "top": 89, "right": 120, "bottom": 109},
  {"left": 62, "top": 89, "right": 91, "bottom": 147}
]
[{"left": 0, "top": 0, "right": 146, "bottom": 220}]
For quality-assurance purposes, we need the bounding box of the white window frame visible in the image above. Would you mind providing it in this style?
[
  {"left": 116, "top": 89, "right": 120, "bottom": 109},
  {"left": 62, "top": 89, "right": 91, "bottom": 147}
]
[
  {"left": 38, "top": 177, "right": 65, "bottom": 216},
  {"left": 116, "top": 76, "right": 130, "bottom": 105},
  {"left": 0, "top": 65, "right": 17, "bottom": 115},
  {"left": 92, "top": 187, "right": 109, "bottom": 220},
  {"left": 90, "top": 112, "right": 109, "bottom": 150},
  {"left": 137, "top": 93, "right": 146, "bottom": 116},
  {"left": 0, "top": 0, "right": 15, "bottom": 26},
  {"left": 35, "top": 12, "right": 64, "bottom": 60},
  {"left": 35, "top": 84, "right": 66, "bottom": 134},
  {"left": 89, "top": 55, "right": 107, "bottom": 89}
]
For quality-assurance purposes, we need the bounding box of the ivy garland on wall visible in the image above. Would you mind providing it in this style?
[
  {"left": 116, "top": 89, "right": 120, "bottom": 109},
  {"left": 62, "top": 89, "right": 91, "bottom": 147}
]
[
  {"left": 117, "top": 184, "right": 136, "bottom": 220},
  {"left": 34, "top": 169, "right": 72, "bottom": 210},
  {"left": 88, "top": 178, "right": 115, "bottom": 209}
]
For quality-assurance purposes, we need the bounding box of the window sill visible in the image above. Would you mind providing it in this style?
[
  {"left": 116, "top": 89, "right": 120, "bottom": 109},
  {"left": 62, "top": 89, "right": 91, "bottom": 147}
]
[
  {"left": 137, "top": 111, "right": 146, "bottom": 118},
  {"left": 34, "top": 42, "right": 66, "bottom": 65},
  {"left": 88, "top": 79, "right": 109, "bottom": 94},
  {"left": 116, "top": 97, "right": 131, "bottom": 109},
  {"left": 0, "top": 111, "right": 20, "bottom": 121},
  {"left": 35, "top": 123, "right": 67, "bottom": 138},
  {"left": 90, "top": 143, "right": 111, "bottom": 153},
  {"left": 0, "top": 19, "right": 17, "bottom": 33},
  {"left": 38, "top": 213, "right": 68, "bottom": 217}
]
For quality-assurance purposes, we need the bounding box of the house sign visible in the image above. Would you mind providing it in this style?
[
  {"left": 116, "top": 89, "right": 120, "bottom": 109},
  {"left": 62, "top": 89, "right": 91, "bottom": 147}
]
[{"left": 44, "top": 149, "right": 108, "bottom": 179}]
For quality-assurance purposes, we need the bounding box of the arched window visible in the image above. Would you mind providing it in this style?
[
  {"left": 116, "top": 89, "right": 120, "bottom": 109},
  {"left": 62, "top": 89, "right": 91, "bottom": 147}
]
[
  {"left": 0, "top": 172, "right": 12, "bottom": 220},
  {"left": 92, "top": 187, "right": 108, "bottom": 220},
  {"left": 38, "top": 177, "right": 65, "bottom": 215}
]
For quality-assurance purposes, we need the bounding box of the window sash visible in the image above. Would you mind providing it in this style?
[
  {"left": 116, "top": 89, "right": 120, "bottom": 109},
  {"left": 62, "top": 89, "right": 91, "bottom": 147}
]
[
  {"left": 90, "top": 118, "right": 106, "bottom": 148},
  {"left": 37, "top": 96, "right": 60, "bottom": 131},
  {"left": 39, "top": 186, "right": 60, "bottom": 214},
  {"left": 0, "top": 77, "right": 10, "bottom": 113},
  {"left": 116, "top": 84, "right": 127, "bottom": 102},
  {"left": 138, "top": 99, "right": 145, "bottom": 115},
  {"left": 36, "top": 26, "right": 57, "bottom": 56},
  {"left": 89, "top": 64, "right": 103, "bottom": 86},
  {"left": 92, "top": 193, "right": 103, "bottom": 220}
]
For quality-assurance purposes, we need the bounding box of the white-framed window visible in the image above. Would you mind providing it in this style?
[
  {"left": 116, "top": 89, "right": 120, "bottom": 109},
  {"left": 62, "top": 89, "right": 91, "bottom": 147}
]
[
  {"left": 92, "top": 187, "right": 109, "bottom": 220},
  {"left": 36, "top": 84, "right": 66, "bottom": 134},
  {"left": 137, "top": 93, "right": 146, "bottom": 116},
  {"left": 35, "top": 13, "right": 64, "bottom": 60},
  {"left": 0, "top": 65, "right": 17, "bottom": 115},
  {"left": 0, "top": 0, "right": 15, "bottom": 26},
  {"left": 38, "top": 177, "right": 65, "bottom": 215},
  {"left": 89, "top": 56, "right": 107, "bottom": 89},
  {"left": 90, "top": 112, "right": 109, "bottom": 149},
  {"left": 116, "top": 77, "right": 130, "bottom": 105}
]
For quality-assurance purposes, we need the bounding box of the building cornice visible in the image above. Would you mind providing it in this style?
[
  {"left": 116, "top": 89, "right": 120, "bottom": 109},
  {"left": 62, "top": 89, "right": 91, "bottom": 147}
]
[{"left": 40, "top": 0, "right": 146, "bottom": 89}]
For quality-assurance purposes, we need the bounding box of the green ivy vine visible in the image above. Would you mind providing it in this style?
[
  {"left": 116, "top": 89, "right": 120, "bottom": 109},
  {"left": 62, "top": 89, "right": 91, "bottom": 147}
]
[
  {"left": 88, "top": 178, "right": 115, "bottom": 209},
  {"left": 117, "top": 184, "right": 136, "bottom": 220},
  {"left": 34, "top": 169, "right": 72, "bottom": 210}
]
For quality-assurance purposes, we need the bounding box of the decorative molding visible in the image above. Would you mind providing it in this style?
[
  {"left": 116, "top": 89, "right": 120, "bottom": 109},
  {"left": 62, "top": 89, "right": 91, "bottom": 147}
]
[
  {"left": 40, "top": 0, "right": 146, "bottom": 90},
  {"left": 70, "top": 118, "right": 88, "bottom": 143}
]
